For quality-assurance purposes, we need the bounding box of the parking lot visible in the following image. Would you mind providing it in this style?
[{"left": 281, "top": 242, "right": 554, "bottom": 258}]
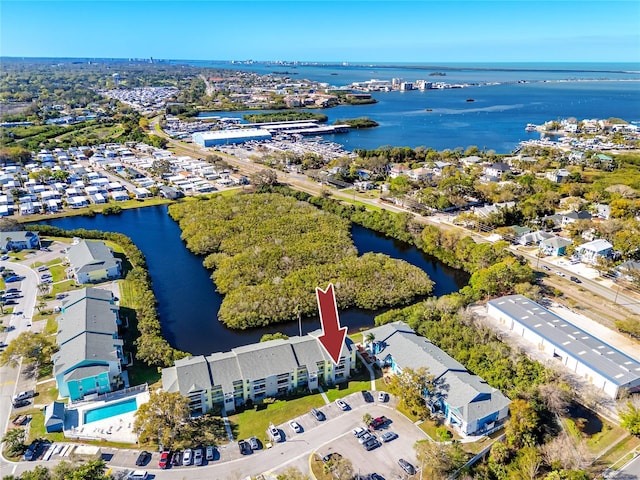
[{"left": 272, "top": 391, "right": 427, "bottom": 479}]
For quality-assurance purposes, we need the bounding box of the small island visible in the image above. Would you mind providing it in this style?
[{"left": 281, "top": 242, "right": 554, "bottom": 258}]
[
  {"left": 243, "top": 111, "right": 328, "bottom": 123},
  {"left": 334, "top": 117, "right": 379, "bottom": 129},
  {"left": 169, "top": 193, "right": 433, "bottom": 329}
]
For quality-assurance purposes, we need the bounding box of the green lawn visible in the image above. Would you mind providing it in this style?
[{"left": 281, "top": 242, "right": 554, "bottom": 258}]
[
  {"left": 50, "top": 280, "right": 81, "bottom": 297},
  {"left": 35, "top": 382, "right": 61, "bottom": 405},
  {"left": 48, "top": 264, "right": 67, "bottom": 282},
  {"left": 323, "top": 370, "right": 374, "bottom": 402},
  {"left": 228, "top": 392, "right": 326, "bottom": 441},
  {"left": 597, "top": 434, "right": 640, "bottom": 469}
]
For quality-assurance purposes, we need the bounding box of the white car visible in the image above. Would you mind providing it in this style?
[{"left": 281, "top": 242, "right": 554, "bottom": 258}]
[
  {"left": 335, "top": 399, "right": 349, "bottom": 411},
  {"left": 127, "top": 471, "right": 148, "bottom": 480},
  {"left": 377, "top": 391, "right": 387, "bottom": 402},
  {"left": 289, "top": 420, "right": 302, "bottom": 433}
]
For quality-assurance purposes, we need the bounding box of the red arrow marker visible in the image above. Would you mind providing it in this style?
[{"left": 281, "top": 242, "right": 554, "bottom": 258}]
[{"left": 316, "top": 283, "right": 348, "bottom": 365}]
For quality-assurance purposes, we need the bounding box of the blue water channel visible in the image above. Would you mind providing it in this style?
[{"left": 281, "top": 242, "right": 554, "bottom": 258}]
[{"left": 39, "top": 205, "right": 467, "bottom": 355}]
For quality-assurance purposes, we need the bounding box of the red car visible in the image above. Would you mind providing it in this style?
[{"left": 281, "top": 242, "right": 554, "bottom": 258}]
[
  {"left": 158, "top": 451, "right": 170, "bottom": 469},
  {"left": 369, "top": 416, "right": 388, "bottom": 430}
]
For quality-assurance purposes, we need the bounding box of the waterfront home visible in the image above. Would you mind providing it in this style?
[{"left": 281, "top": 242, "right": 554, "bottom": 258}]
[
  {"left": 616, "top": 260, "right": 640, "bottom": 282},
  {"left": 360, "top": 321, "right": 511, "bottom": 437},
  {"left": 53, "top": 288, "right": 125, "bottom": 401},
  {"left": 0, "top": 230, "right": 40, "bottom": 252},
  {"left": 575, "top": 239, "right": 614, "bottom": 265},
  {"left": 162, "top": 331, "right": 356, "bottom": 414},
  {"left": 487, "top": 295, "right": 640, "bottom": 399},
  {"left": 66, "top": 240, "right": 121, "bottom": 284}
]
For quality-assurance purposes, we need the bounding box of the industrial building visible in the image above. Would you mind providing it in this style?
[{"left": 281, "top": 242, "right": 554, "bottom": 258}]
[
  {"left": 487, "top": 295, "right": 640, "bottom": 399},
  {"left": 191, "top": 128, "right": 272, "bottom": 146}
]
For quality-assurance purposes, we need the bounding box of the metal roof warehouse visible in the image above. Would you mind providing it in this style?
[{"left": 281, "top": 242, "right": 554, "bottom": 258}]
[{"left": 487, "top": 294, "right": 640, "bottom": 399}]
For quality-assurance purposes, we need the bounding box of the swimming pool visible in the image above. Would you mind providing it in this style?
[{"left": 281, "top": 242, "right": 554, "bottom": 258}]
[{"left": 83, "top": 397, "right": 138, "bottom": 424}]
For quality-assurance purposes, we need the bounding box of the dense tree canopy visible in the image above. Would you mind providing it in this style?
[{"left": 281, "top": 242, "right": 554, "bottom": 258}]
[{"left": 169, "top": 193, "right": 433, "bottom": 328}]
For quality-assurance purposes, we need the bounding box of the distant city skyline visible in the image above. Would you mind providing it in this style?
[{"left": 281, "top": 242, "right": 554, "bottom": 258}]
[{"left": 1, "top": 1, "right": 639, "bottom": 63}]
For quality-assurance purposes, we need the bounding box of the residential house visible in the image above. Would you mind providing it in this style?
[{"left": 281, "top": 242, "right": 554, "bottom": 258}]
[
  {"left": 0, "top": 230, "right": 40, "bottom": 251},
  {"left": 561, "top": 210, "right": 592, "bottom": 226},
  {"left": 162, "top": 331, "right": 356, "bottom": 414},
  {"left": 595, "top": 204, "right": 611, "bottom": 220},
  {"left": 388, "top": 165, "right": 410, "bottom": 179},
  {"left": 539, "top": 236, "right": 573, "bottom": 256},
  {"left": 66, "top": 240, "right": 121, "bottom": 284},
  {"left": 616, "top": 260, "right": 640, "bottom": 282},
  {"left": 575, "top": 239, "right": 614, "bottom": 265},
  {"left": 361, "top": 321, "right": 511, "bottom": 436},
  {"left": 545, "top": 169, "right": 571, "bottom": 183},
  {"left": 483, "top": 162, "right": 511, "bottom": 180},
  {"left": 408, "top": 167, "right": 432, "bottom": 182},
  {"left": 52, "top": 288, "right": 125, "bottom": 401}
]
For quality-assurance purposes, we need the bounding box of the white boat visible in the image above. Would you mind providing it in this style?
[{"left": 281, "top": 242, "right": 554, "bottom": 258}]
[{"left": 525, "top": 123, "right": 537, "bottom": 132}]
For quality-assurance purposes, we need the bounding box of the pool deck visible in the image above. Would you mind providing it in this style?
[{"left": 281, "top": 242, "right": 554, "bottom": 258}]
[{"left": 64, "top": 390, "right": 149, "bottom": 444}]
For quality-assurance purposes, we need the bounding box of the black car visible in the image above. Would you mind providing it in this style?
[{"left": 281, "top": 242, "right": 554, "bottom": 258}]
[
  {"left": 361, "top": 390, "right": 373, "bottom": 402},
  {"left": 363, "top": 438, "right": 381, "bottom": 451},
  {"left": 135, "top": 450, "right": 151, "bottom": 466},
  {"left": 24, "top": 440, "right": 40, "bottom": 461},
  {"left": 570, "top": 276, "right": 582, "bottom": 283},
  {"left": 171, "top": 450, "right": 181, "bottom": 466},
  {"left": 12, "top": 399, "right": 30, "bottom": 409},
  {"left": 398, "top": 458, "right": 416, "bottom": 475},
  {"left": 238, "top": 440, "right": 252, "bottom": 455}
]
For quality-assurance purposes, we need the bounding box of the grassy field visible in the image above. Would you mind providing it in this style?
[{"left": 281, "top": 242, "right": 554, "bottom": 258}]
[
  {"left": 323, "top": 370, "right": 373, "bottom": 402},
  {"left": 228, "top": 391, "right": 326, "bottom": 441},
  {"left": 598, "top": 434, "right": 640, "bottom": 470}
]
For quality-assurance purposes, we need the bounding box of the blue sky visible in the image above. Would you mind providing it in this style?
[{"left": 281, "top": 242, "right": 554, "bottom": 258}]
[{"left": 1, "top": 1, "right": 639, "bottom": 62}]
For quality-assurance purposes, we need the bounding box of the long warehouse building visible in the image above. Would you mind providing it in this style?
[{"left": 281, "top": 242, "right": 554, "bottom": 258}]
[
  {"left": 487, "top": 294, "right": 640, "bottom": 399},
  {"left": 192, "top": 128, "right": 272, "bottom": 146}
]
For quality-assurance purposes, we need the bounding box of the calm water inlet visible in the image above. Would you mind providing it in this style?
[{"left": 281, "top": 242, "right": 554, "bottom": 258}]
[{"left": 40, "top": 205, "right": 467, "bottom": 355}]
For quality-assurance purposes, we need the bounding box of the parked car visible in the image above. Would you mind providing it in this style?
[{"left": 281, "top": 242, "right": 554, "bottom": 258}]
[
  {"left": 335, "top": 399, "right": 349, "bottom": 411},
  {"left": 398, "top": 458, "right": 416, "bottom": 475},
  {"left": 363, "top": 438, "right": 381, "bottom": 451},
  {"left": 267, "top": 424, "right": 282, "bottom": 443},
  {"left": 37, "top": 266, "right": 48, "bottom": 272},
  {"left": 13, "top": 390, "right": 35, "bottom": 402},
  {"left": 12, "top": 414, "right": 28, "bottom": 425},
  {"left": 248, "top": 436, "right": 260, "bottom": 450},
  {"left": 352, "top": 426, "right": 366, "bottom": 437},
  {"left": 238, "top": 440, "right": 252, "bottom": 455},
  {"left": 158, "top": 451, "right": 170, "bottom": 468},
  {"left": 182, "top": 448, "right": 192, "bottom": 466},
  {"left": 311, "top": 408, "right": 325, "bottom": 421},
  {"left": 358, "top": 432, "right": 375, "bottom": 445},
  {"left": 171, "top": 450, "right": 181, "bottom": 466},
  {"left": 127, "top": 471, "right": 148, "bottom": 480},
  {"left": 361, "top": 390, "right": 373, "bottom": 402},
  {"left": 12, "top": 399, "right": 30, "bottom": 409},
  {"left": 289, "top": 420, "right": 302, "bottom": 433},
  {"left": 193, "top": 448, "right": 203, "bottom": 466},
  {"left": 205, "top": 445, "right": 215, "bottom": 461},
  {"left": 381, "top": 431, "right": 398, "bottom": 443},
  {"left": 24, "top": 440, "right": 40, "bottom": 461},
  {"left": 5, "top": 276, "right": 21, "bottom": 282},
  {"left": 369, "top": 416, "right": 388, "bottom": 430},
  {"left": 377, "top": 391, "right": 387, "bottom": 402},
  {"left": 135, "top": 451, "right": 151, "bottom": 466},
  {"left": 570, "top": 276, "right": 582, "bottom": 283}
]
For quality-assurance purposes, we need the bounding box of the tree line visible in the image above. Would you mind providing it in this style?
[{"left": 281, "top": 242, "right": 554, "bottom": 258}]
[{"left": 30, "top": 225, "right": 186, "bottom": 367}]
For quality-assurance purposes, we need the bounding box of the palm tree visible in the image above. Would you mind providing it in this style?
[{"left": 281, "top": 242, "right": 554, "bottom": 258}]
[{"left": 365, "top": 332, "right": 376, "bottom": 347}]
